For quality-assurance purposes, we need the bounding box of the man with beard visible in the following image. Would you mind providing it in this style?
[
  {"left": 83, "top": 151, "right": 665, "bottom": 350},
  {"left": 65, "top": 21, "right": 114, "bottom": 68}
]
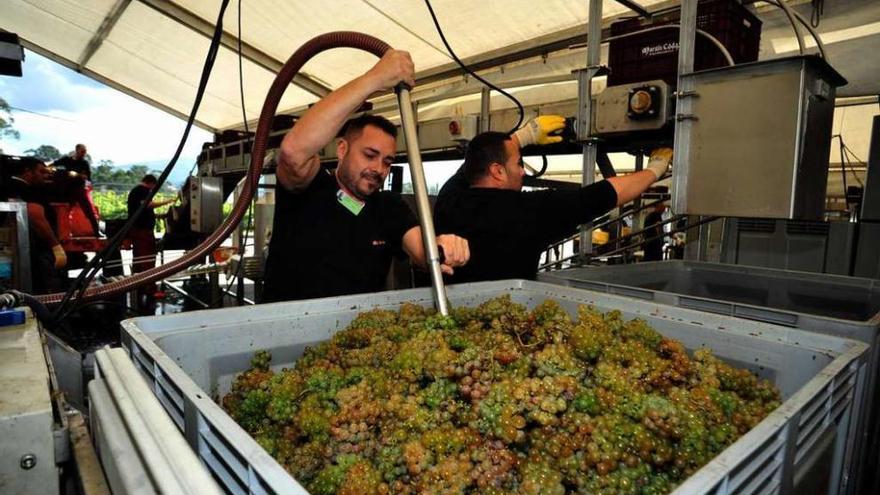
[
  {"left": 3, "top": 157, "right": 67, "bottom": 293},
  {"left": 434, "top": 131, "right": 672, "bottom": 283},
  {"left": 262, "top": 50, "right": 470, "bottom": 302}
]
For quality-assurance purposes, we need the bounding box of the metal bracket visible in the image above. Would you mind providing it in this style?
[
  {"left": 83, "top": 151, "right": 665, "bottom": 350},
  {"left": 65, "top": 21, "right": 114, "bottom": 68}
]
[
  {"left": 676, "top": 114, "right": 699, "bottom": 122},
  {"left": 674, "top": 90, "right": 700, "bottom": 98}
]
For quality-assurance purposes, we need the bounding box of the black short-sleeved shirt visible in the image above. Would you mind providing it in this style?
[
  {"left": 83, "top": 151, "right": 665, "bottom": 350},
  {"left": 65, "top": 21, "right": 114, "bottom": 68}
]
[
  {"left": 127, "top": 184, "right": 156, "bottom": 230},
  {"left": 434, "top": 180, "right": 617, "bottom": 283},
  {"left": 263, "top": 170, "right": 419, "bottom": 302},
  {"left": 5, "top": 177, "right": 58, "bottom": 253},
  {"left": 434, "top": 167, "right": 467, "bottom": 213},
  {"left": 54, "top": 156, "right": 91, "bottom": 179}
]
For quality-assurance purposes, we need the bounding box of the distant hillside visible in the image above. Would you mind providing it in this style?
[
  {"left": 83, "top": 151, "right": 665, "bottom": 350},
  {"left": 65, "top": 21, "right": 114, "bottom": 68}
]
[{"left": 109, "top": 157, "right": 198, "bottom": 188}]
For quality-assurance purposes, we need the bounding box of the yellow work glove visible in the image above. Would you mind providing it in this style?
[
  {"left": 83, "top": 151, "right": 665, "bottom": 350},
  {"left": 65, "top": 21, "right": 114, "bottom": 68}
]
[
  {"left": 513, "top": 115, "right": 566, "bottom": 147},
  {"left": 646, "top": 147, "right": 673, "bottom": 180},
  {"left": 51, "top": 244, "right": 68, "bottom": 269}
]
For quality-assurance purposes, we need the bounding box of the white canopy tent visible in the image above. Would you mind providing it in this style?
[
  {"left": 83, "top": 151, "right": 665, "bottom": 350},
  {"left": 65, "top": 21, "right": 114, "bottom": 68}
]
[{"left": 4, "top": 1, "right": 878, "bottom": 125}]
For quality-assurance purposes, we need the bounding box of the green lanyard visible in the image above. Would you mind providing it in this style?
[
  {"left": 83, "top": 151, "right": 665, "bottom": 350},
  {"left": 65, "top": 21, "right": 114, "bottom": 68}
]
[{"left": 336, "top": 188, "right": 365, "bottom": 216}]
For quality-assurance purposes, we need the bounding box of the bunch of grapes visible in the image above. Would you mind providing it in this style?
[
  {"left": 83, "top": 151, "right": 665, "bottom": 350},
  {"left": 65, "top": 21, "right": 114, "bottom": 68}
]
[{"left": 222, "top": 296, "right": 781, "bottom": 494}]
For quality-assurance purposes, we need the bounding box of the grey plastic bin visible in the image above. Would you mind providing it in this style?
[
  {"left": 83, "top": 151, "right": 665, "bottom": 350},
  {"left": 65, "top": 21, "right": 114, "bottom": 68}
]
[
  {"left": 119, "top": 280, "right": 868, "bottom": 495},
  {"left": 538, "top": 260, "right": 880, "bottom": 494}
]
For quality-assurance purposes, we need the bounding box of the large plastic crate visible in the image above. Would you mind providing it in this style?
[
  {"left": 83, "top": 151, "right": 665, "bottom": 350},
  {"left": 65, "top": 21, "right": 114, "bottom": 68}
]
[
  {"left": 608, "top": 0, "right": 762, "bottom": 86},
  {"left": 119, "top": 280, "right": 868, "bottom": 495},
  {"left": 538, "top": 261, "right": 880, "bottom": 493}
]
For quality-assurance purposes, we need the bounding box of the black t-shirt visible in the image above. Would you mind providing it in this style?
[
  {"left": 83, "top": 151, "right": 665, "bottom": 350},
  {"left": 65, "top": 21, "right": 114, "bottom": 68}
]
[
  {"left": 434, "top": 167, "right": 467, "bottom": 213},
  {"left": 127, "top": 184, "right": 156, "bottom": 230},
  {"left": 263, "top": 170, "right": 419, "bottom": 302},
  {"left": 434, "top": 180, "right": 617, "bottom": 283},
  {"left": 5, "top": 177, "right": 58, "bottom": 253},
  {"left": 54, "top": 156, "right": 91, "bottom": 179}
]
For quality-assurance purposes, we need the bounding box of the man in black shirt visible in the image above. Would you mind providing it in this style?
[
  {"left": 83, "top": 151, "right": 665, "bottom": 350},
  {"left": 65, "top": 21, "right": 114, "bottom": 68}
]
[
  {"left": 3, "top": 157, "right": 66, "bottom": 293},
  {"left": 54, "top": 143, "right": 100, "bottom": 235},
  {"left": 55, "top": 144, "right": 92, "bottom": 178},
  {"left": 127, "top": 174, "right": 176, "bottom": 299},
  {"left": 434, "top": 131, "right": 673, "bottom": 283},
  {"left": 263, "top": 49, "right": 470, "bottom": 302}
]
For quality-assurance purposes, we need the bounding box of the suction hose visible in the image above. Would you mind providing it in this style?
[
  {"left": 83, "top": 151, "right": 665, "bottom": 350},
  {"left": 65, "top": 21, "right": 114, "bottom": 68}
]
[{"left": 37, "top": 32, "right": 395, "bottom": 305}]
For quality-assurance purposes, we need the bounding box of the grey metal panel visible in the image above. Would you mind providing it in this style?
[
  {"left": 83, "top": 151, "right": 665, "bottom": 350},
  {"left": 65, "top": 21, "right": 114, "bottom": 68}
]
[
  {"left": 826, "top": 221, "right": 858, "bottom": 276},
  {"left": 861, "top": 116, "right": 880, "bottom": 222},
  {"left": 120, "top": 280, "right": 868, "bottom": 495},
  {"left": 0, "top": 310, "right": 58, "bottom": 495},
  {"left": 674, "top": 57, "right": 843, "bottom": 219},
  {"left": 854, "top": 222, "right": 880, "bottom": 279},
  {"left": 721, "top": 218, "right": 857, "bottom": 275},
  {"left": 189, "top": 177, "right": 224, "bottom": 234}
]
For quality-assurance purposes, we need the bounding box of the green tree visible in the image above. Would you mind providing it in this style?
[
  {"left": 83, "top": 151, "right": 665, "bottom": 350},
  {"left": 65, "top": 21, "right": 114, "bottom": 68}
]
[
  {"left": 129, "top": 164, "right": 150, "bottom": 179},
  {"left": 92, "top": 159, "right": 115, "bottom": 184},
  {"left": 0, "top": 97, "right": 20, "bottom": 153},
  {"left": 25, "top": 144, "right": 62, "bottom": 161}
]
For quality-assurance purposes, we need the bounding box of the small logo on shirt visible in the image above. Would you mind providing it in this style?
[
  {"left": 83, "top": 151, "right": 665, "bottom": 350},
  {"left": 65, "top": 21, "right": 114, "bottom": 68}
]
[{"left": 371, "top": 239, "right": 386, "bottom": 246}]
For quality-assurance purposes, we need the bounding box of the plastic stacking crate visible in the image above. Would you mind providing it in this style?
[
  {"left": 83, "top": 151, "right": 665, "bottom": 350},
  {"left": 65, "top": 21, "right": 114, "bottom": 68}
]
[
  {"left": 119, "top": 280, "right": 868, "bottom": 495},
  {"left": 538, "top": 260, "right": 880, "bottom": 494}
]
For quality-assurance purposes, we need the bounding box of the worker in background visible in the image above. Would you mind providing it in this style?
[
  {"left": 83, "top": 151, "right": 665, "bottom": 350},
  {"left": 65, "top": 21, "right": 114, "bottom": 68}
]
[
  {"left": 642, "top": 201, "right": 667, "bottom": 262},
  {"left": 127, "top": 174, "right": 176, "bottom": 304},
  {"left": 54, "top": 143, "right": 101, "bottom": 235},
  {"left": 2, "top": 157, "right": 66, "bottom": 294},
  {"left": 434, "top": 129, "right": 673, "bottom": 283},
  {"left": 263, "top": 49, "right": 470, "bottom": 303},
  {"left": 434, "top": 115, "right": 566, "bottom": 212}
]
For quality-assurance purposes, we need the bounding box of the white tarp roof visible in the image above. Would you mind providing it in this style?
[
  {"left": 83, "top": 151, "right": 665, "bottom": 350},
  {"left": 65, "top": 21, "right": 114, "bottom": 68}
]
[{"left": 3, "top": 0, "right": 879, "bottom": 132}]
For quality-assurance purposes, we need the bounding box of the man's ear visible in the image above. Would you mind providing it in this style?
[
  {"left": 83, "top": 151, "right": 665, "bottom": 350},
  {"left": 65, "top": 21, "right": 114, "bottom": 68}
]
[
  {"left": 488, "top": 162, "right": 506, "bottom": 182},
  {"left": 337, "top": 138, "right": 349, "bottom": 162}
]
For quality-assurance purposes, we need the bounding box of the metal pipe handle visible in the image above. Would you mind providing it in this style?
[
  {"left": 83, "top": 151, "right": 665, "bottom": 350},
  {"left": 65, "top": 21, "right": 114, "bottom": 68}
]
[{"left": 396, "top": 87, "right": 450, "bottom": 315}]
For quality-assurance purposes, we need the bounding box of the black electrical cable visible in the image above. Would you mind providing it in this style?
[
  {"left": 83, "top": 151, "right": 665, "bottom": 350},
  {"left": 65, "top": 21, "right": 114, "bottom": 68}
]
[
  {"left": 423, "top": 0, "right": 525, "bottom": 134},
  {"left": 810, "top": 0, "right": 824, "bottom": 28},
  {"left": 526, "top": 154, "right": 549, "bottom": 178},
  {"left": 841, "top": 144, "right": 866, "bottom": 187},
  {"left": 836, "top": 134, "right": 866, "bottom": 188},
  {"left": 838, "top": 135, "right": 848, "bottom": 198},
  {"left": 214, "top": 0, "right": 255, "bottom": 306},
  {"left": 53, "top": 0, "right": 232, "bottom": 321}
]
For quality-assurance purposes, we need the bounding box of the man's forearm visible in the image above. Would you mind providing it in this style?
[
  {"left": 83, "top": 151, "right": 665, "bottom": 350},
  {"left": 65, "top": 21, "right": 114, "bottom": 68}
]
[{"left": 606, "top": 170, "right": 658, "bottom": 206}]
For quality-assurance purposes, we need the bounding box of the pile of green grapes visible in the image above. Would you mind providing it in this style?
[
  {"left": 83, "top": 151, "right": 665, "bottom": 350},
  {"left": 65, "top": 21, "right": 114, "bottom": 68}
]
[{"left": 222, "top": 296, "right": 780, "bottom": 495}]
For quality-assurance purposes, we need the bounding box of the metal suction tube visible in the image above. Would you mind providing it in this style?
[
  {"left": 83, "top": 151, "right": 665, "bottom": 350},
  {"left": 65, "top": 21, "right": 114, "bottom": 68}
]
[{"left": 396, "top": 88, "right": 450, "bottom": 315}]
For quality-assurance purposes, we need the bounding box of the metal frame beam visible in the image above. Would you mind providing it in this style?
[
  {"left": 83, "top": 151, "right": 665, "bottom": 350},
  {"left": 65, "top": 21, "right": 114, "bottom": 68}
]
[
  {"left": 415, "top": 24, "right": 605, "bottom": 87},
  {"left": 138, "top": 0, "right": 332, "bottom": 98},
  {"left": 613, "top": 0, "right": 652, "bottom": 17},
  {"left": 577, "top": 0, "right": 605, "bottom": 259},
  {"left": 77, "top": 0, "right": 132, "bottom": 69}
]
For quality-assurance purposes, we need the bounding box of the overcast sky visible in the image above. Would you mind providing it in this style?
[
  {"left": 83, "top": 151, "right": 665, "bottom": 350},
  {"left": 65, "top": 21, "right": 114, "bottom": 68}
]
[{"left": 0, "top": 49, "right": 212, "bottom": 169}]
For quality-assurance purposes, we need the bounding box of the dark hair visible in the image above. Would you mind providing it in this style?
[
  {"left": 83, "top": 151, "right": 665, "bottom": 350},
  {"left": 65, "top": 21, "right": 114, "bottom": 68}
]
[
  {"left": 11, "top": 157, "right": 45, "bottom": 176},
  {"left": 142, "top": 174, "right": 158, "bottom": 185},
  {"left": 340, "top": 114, "right": 398, "bottom": 141},
  {"left": 462, "top": 132, "right": 512, "bottom": 185}
]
